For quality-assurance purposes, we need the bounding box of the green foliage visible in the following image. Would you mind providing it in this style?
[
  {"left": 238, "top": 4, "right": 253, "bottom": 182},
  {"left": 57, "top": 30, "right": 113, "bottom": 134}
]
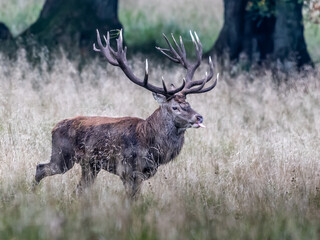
[
  {"left": 304, "top": 0, "right": 320, "bottom": 24},
  {"left": 305, "top": 22, "right": 320, "bottom": 63},
  {"left": 246, "top": 0, "right": 275, "bottom": 20},
  {"left": 118, "top": 0, "right": 221, "bottom": 53},
  {"left": 246, "top": 0, "right": 320, "bottom": 25},
  {"left": 119, "top": 9, "right": 209, "bottom": 55},
  {"left": 0, "top": 0, "right": 45, "bottom": 36},
  {"left": 1, "top": 0, "right": 320, "bottom": 61}
]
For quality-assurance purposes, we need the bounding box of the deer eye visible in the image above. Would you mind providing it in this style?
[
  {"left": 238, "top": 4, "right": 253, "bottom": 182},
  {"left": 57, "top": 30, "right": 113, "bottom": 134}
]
[{"left": 172, "top": 106, "right": 178, "bottom": 110}]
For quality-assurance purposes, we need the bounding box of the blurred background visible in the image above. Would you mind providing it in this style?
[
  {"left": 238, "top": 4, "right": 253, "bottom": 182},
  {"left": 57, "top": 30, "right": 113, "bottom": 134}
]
[{"left": 0, "top": 0, "right": 320, "bottom": 66}]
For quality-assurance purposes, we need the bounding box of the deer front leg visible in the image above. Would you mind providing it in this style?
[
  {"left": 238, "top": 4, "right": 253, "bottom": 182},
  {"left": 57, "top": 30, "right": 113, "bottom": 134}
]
[
  {"left": 76, "top": 160, "right": 101, "bottom": 194},
  {"left": 122, "top": 172, "right": 144, "bottom": 199}
]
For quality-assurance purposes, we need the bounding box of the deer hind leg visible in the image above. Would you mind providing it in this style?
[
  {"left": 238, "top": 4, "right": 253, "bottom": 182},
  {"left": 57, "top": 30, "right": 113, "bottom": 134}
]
[
  {"left": 76, "top": 161, "right": 101, "bottom": 194},
  {"left": 35, "top": 146, "right": 75, "bottom": 184}
]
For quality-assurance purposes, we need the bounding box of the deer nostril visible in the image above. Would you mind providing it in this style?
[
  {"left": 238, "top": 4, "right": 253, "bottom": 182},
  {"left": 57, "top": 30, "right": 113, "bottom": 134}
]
[{"left": 196, "top": 115, "right": 203, "bottom": 123}]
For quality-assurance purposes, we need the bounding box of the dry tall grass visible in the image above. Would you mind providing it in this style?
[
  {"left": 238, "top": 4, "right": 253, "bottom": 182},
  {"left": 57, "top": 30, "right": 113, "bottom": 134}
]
[{"left": 0, "top": 51, "right": 320, "bottom": 239}]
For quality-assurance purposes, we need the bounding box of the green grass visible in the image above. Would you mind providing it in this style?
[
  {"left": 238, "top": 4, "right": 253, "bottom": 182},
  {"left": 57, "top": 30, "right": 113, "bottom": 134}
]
[
  {"left": 305, "top": 21, "right": 320, "bottom": 63},
  {"left": 0, "top": 0, "right": 222, "bottom": 52},
  {"left": 118, "top": 0, "right": 222, "bottom": 52},
  {"left": 0, "top": 0, "right": 45, "bottom": 36}
]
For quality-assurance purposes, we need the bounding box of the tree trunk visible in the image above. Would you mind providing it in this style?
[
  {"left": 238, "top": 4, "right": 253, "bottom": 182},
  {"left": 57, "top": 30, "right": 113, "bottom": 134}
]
[
  {"left": 209, "top": 0, "right": 312, "bottom": 69},
  {"left": 273, "top": 0, "right": 312, "bottom": 67},
  {"left": 212, "top": 0, "right": 247, "bottom": 60},
  {"left": 0, "top": 23, "right": 12, "bottom": 41},
  {"left": 0, "top": 22, "right": 15, "bottom": 55},
  {"left": 20, "top": 0, "right": 122, "bottom": 57}
]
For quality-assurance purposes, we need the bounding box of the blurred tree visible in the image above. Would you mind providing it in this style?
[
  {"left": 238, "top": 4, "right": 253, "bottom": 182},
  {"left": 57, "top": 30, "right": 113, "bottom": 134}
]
[
  {"left": 0, "top": 23, "right": 12, "bottom": 41},
  {"left": 305, "top": 0, "right": 320, "bottom": 24},
  {"left": 0, "top": 22, "right": 15, "bottom": 56},
  {"left": 20, "top": 0, "right": 122, "bottom": 57},
  {"left": 209, "top": 0, "right": 313, "bottom": 69}
]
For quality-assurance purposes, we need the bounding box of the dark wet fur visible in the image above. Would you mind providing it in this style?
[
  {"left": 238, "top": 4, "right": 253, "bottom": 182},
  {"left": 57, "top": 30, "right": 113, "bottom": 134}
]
[{"left": 35, "top": 107, "right": 186, "bottom": 198}]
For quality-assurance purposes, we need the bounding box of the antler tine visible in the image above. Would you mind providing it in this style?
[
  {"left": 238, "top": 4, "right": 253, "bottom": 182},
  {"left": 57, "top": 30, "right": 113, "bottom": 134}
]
[
  {"left": 187, "top": 31, "right": 202, "bottom": 75},
  {"left": 154, "top": 31, "right": 216, "bottom": 96},
  {"left": 155, "top": 47, "right": 180, "bottom": 63},
  {"left": 196, "top": 73, "right": 219, "bottom": 94},
  {"left": 116, "top": 29, "right": 124, "bottom": 54},
  {"left": 193, "top": 31, "right": 202, "bottom": 63},
  {"left": 94, "top": 30, "right": 118, "bottom": 66},
  {"left": 104, "top": 32, "right": 118, "bottom": 59},
  {"left": 93, "top": 43, "right": 100, "bottom": 52},
  {"left": 162, "top": 77, "right": 168, "bottom": 93},
  {"left": 171, "top": 33, "right": 188, "bottom": 68},
  {"left": 185, "top": 56, "right": 214, "bottom": 89},
  {"left": 181, "top": 72, "right": 207, "bottom": 95},
  {"left": 181, "top": 55, "right": 218, "bottom": 95},
  {"left": 156, "top": 34, "right": 188, "bottom": 68},
  {"left": 189, "top": 30, "right": 198, "bottom": 51},
  {"left": 170, "top": 33, "right": 183, "bottom": 58},
  {"left": 179, "top": 36, "right": 186, "bottom": 58},
  {"left": 143, "top": 59, "right": 148, "bottom": 86},
  {"left": 156, "top": 32, "right": 205, "bottom": 83},
  {"left": 96, "top": 29, "right": 104, "bottom": 47},
  {"left": 145, "top": 59, "right": 148, "bottom": 76},
  {"left": 182, "top": 73, "right": 218, "bottom": 96},
  {"left": 162, "top": 34, "right": 181, "bottom": 61},
  {"left": 94, "top": 29, "right": 185, "bottom": 98}
]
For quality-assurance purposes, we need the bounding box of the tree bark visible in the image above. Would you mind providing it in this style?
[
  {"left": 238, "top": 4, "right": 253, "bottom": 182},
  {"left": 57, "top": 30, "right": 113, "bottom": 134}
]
[
  {"left": 0, "top": 22, "right": 15, "bottom": 55},
  {"left": 20, "top": 0, "right": 122, "bottom": 57},
  {"left": 209, "top": 0, "right": 312, "bottom": 68},
  {"left": 211, "top": 0, "right": 247, "bottom": 60},
  {"left": 273, "top": 0, "right": 312, "bottom": 67},
  {"left": 0, "top": 23, "right": 12, "bottom": 41}
]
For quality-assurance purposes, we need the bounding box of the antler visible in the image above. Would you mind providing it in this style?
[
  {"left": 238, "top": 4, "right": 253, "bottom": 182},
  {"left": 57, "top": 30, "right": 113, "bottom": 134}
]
[
  {"left": 156, "top": 31, "right": 218, "bottom": 96},
  {"left": 93, "top": 29, "right": 185, "bottom": 98}
]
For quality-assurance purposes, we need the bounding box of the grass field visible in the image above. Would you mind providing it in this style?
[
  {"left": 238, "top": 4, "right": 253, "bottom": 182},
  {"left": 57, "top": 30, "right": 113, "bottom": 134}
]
[
  {"left": 0, "top": 1, "right": 320, "bottom": 239},
  {"left": 0, "top": 50, "right": 319, "bottom": 239}
]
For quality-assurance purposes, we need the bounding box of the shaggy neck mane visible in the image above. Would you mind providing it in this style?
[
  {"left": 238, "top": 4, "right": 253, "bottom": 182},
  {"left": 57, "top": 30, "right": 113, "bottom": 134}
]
[
  {"left": 137, "top": 107, "right": 185, "bottom": 165},
  {"left": 145, "top": 107, "right": 185, "bottom": 136}
]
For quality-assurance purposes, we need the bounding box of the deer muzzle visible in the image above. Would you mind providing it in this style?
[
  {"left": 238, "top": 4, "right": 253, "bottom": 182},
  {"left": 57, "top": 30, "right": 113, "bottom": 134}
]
[{"left": 192, "top": 114, "right": 205, "bottom": 128}]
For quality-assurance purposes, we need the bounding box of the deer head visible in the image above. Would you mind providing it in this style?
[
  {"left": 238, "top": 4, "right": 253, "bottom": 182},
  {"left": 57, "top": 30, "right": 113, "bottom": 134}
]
[{"left": 93, "top": 29, "right": 218, "bottom": 130}]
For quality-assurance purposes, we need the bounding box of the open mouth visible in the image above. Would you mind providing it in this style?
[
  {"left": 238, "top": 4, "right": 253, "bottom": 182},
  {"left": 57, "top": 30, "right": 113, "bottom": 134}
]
[{"left": 192, "top": 122, "right": 206, "bottom": 128}]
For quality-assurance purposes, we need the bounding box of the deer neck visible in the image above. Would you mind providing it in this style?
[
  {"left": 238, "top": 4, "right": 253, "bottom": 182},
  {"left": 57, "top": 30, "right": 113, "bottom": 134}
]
[
  {"left": 141, "top": 107, "right": 185, "bottom": 164},
  {"left": 146, "top": 107, "right": 185, "bottom": 137}
]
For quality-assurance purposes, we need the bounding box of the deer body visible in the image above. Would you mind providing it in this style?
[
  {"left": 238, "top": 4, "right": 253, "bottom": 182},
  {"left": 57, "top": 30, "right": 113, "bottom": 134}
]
[
  {"left": 36, "top": 107, "right": 185, "bottom": 196},
  {"left": 81, "top": 111, "right": 186, "bottom": 173},
  {"left": 35, "top": 30, "right": 218, "bottom": 198}
]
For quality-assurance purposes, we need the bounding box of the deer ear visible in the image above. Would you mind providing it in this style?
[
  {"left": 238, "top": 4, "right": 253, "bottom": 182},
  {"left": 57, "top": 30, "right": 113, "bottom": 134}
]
[{"left": 152, "top": 93, "right": 167, "bottom": 104}]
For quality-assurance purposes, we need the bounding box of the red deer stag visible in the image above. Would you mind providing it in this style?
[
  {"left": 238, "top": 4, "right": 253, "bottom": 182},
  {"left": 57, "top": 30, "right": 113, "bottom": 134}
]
[{"left": 34, "top": 30, "right": 218, "bottom": 198}]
